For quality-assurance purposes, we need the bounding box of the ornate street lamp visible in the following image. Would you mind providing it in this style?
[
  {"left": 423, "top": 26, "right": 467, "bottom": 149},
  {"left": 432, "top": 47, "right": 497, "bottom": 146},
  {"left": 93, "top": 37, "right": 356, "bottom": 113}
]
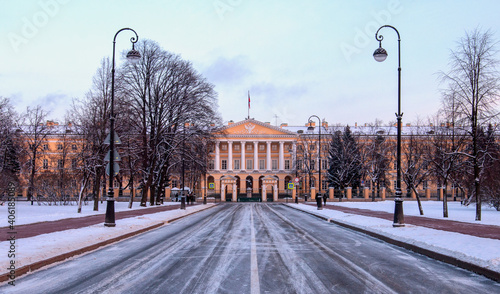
[
  {"left": 373, "top": 25, "right": 405, "bottom": 227},
  {"left": 308, "top": 115, "right": 322, "bottom": 210},
  {"left": 104, "top": 28, "right": 141, "bottom": 227}
]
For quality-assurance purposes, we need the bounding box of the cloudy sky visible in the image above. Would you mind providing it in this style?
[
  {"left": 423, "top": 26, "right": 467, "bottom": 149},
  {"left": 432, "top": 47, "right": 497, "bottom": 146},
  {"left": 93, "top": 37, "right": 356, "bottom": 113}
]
[{"left": 1, "top": 0, "right": 499, "bottom": 127}]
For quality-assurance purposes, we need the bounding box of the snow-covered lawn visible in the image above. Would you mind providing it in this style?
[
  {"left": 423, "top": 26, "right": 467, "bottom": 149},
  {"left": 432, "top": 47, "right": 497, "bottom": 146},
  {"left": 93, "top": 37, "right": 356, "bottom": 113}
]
[
  {"left": 288, "top": 201, "right": 500, "bottom": 275},
  {"left": 331, "top": 200, "right": 500, "bottom": 226},
  {"left": 2, "top": 201, "right": 179, "bottom": 226}
]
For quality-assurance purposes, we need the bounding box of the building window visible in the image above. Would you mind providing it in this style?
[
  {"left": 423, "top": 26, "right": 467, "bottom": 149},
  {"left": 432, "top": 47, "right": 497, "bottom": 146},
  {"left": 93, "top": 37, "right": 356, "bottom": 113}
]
[
  {"left": 247, "top": 144, "right": 252, "bottom": 151},
  {"left": 321, "top": 159, "right": 328, "bottom": 170},
  {"left": 221, "top": 160, "right": 227, "bottom": 170},
  {"left": 310, "top": 159, "right": 315, "bottom": 170},
  {"left": 43, "top": 159, "right": 49, "bottom": 169},
  {"left": 247, "top": 159, "right": 253, "bottom": 170},
  {"left": 297, "top": 160, "right": 302, "bottom": 170},
  {"left": 58, "top": 159, "right": 64, "bottom": 169},
  {"left": 72, "top": 144, "right": 77, "bottom": 151},
  {"left": 172, "top": 180, "right": 178, "bottom": 188},
  {"left": 272, "top": 160, "right": 278, "bottom": 170},
  {"left": 57, "top": 144, "right": 63, "bottom": 150},
  {"left": 259, "top": 144, "right": 265, "bottom": 151},
  {"left": 272, "top": 144, "right": 277, "bottom": 151},
  {"left": 309, "top": 144, "right": 315, "bottom": 151},
  {"left": 43, "top": 144, "right": 49, "bottom": 150},
  {"left": 285, "top": 160, "right": 290, "bottom": 170},
  {"left": 221, "top": 144, "right": 227, "bottom": 151},
  {"left": 259, "top": 159, "right": 265, "bottom": 170},
  {"left": 209, "top": 160, "right": 214, "bottom": 170},
  {"left": 234, "top": 144, "right": 240, "bottom": 151},
  {"left": 234, "top": 159, "right": 240, "bottom": 170},
  {"left": 72, "top": 158, "right": 77, "bottom": 170}
]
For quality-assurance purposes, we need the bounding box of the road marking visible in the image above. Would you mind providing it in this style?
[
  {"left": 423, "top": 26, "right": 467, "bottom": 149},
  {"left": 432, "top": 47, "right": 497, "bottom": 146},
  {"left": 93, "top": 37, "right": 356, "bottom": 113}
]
[{"left": 250, "top": 205, "right": 260, "bottom": 294}]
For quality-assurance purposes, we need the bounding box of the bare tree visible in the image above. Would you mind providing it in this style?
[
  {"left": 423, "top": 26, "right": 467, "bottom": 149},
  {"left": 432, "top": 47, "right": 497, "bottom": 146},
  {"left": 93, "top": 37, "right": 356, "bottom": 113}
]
[
  {"left": 440, "top": 28, "right": 500, "bottom": 220},
  {"left": 361, "top": 122, "right": 392, "bottom": 200},
  {"left": 0, "top": 97, "right": 20, "bottom": 194},
  {"left": 120, "top": 40, "right": 221, "bottom": 206},
  {"left": 401, "top": 125, "right": 432, "bottom": 215},
  {"left": 295, "top": 131, "right": 318, "bottom": 195},
  {"left": 18, "top": 106, "right": 50, "bottom": 201},
  {"left": 69, "top": 58, "right": 112, "bottom": 211}
]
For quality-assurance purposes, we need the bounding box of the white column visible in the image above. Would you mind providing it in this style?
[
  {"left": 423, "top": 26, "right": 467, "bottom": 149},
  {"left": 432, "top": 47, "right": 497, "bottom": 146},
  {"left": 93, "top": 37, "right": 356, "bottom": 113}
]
[
  {"left": 293, "top": 142, "right": 297, "bottom": 169},
  {"left": 253, "top": 141, "right": 259, "bottom": 170},
  {"left": 215, "top": 141, "right": 220, "bottom": 170},
  {"left": 228, "top": 141, "right": 233, "bottom": 171},
  {"left": 279, "top": 141, "right": 285, "bottom": 171},
  {"left": 266, "top": 141, "right": 272, "bottom": 171},
  {"left": 241, "top": 141, "right": 246, "bottom": 170}
]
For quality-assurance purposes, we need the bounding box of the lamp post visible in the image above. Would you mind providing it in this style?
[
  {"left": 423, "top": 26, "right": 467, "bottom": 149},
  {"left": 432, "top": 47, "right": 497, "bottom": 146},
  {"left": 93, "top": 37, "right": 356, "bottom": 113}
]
[
  {"left": 373, "top": 25, "right": 405, "bottom": 227},
  {"left": 104, "top": 28, "right": 141, "bottom": 227},
  {"left": 308, "top": 115, "right": 322, "bottom": 210}
]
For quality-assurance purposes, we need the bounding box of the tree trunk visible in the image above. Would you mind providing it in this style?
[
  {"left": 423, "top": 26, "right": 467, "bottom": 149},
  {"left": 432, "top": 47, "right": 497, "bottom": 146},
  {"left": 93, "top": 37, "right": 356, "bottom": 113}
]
[
  {"left": 77, "top": 174, "right": 90, "bottom": 213},
  {"left": 412, "top": 186, "right": 424, "bottom": 215},
  {"left": 128, "top": 176, "right": 134, "bottom": 209},
  {"left": 443, "top": 184, "right": 448, "bottom": 218},
  {"left": 92, "top": 170, "right": 101, "bottom": 211}
]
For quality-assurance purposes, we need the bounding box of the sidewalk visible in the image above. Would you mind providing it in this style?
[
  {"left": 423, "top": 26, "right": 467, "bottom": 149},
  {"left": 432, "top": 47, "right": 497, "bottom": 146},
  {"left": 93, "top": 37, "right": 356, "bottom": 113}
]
[{"left": 305, "top": 202, "right": 500, "bottom": 240}]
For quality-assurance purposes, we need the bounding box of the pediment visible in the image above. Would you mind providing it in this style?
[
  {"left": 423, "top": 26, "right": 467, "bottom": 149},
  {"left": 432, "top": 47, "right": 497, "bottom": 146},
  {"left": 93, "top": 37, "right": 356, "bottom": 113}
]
[{"left": 217, "top": 119, "right": 296, "bottom": 136}]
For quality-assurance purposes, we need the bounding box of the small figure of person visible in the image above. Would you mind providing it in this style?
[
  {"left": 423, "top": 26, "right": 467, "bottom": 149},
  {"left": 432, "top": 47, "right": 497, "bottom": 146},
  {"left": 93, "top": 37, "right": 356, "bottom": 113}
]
[{"left": 323, "top": 193, "right": 327, "bottom": 206}]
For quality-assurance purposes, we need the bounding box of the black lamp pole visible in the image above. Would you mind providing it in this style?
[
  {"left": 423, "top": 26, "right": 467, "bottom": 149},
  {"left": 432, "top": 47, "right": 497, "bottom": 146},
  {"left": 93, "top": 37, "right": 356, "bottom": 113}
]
[
  {"left": 373, "top": 25, "right": 405, "bottom": 227},
  {"left": 308, "top": 115, "right": 322, "bottom": 210},
  {"left": 104, "top": 28, "right": 141, "bottom": 227}
]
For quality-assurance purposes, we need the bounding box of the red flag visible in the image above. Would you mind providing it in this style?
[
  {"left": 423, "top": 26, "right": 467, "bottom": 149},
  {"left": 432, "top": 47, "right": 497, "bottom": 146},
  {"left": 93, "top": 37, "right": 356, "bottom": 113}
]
[{"left": 248, "top": 91, "right": 250, "bottom": 109}]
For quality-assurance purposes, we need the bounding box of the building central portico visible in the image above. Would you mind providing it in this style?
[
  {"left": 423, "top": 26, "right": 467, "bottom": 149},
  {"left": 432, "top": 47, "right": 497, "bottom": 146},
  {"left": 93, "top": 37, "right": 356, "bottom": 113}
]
[{"left": 207, "top": 119, "right": 298, "bottom": 201}]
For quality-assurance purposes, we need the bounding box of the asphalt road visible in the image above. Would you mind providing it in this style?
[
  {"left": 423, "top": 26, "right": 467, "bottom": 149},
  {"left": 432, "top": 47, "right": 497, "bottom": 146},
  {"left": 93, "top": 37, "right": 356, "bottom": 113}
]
[{"left": 2, "top": 203, "right": 500, "bottom": 293}]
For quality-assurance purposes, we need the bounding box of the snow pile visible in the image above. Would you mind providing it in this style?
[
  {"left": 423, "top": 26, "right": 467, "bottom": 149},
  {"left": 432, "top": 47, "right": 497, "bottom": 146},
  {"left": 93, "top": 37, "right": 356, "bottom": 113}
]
[{"left": 289, "top": 202, "right": 500, "bottom": 273}]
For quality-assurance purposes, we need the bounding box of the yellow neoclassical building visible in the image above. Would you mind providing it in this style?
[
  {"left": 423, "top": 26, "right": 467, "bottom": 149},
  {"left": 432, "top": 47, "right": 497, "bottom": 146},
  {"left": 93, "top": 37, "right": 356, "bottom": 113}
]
[{"left": 204, "top": 118, "right": 324, "bottom": 201}]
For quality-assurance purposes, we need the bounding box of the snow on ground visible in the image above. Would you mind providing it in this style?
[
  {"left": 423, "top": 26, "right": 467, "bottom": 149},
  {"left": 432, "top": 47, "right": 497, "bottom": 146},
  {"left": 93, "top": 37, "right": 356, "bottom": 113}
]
[
  {"left": 2, "top": 201, "right": 179, "bottom": 226},
  {"left": 331, "top": 200, "right": 500, "bottom": 226},
  {"left": 0, "top": 202, "right": 214, "bottom": 273},
  {"left": 288, "top": 202, "right": 500, "bottom": 274}
]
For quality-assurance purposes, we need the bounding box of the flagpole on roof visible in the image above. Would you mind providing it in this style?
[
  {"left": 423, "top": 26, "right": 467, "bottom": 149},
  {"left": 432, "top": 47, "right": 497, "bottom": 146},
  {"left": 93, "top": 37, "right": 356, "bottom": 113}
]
[{"left": 248, "top": 90, "right": 250, "bottom": 120}]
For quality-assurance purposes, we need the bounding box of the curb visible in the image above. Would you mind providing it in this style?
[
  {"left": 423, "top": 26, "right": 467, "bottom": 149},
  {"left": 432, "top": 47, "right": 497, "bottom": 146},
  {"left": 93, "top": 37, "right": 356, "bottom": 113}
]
[
  {"left": 1, "top": 204, "right": 216, "bottom": 283},
  {"left": 285, "top": 203, "right": 500, "bottom": 283}
]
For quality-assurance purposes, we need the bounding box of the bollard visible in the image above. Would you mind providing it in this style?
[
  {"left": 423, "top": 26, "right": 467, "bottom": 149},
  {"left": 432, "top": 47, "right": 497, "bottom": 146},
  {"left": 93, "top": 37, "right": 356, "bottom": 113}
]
[
  {"left": 180, "top": 196, "right": 186, "bottom": 210},
  {"left": 203, "top": 196, "right": 207, "bottom": 205},
  {"left": 316, "top": 193, "right": 323, "bottom": 210},
  {"left": 295, "top": 196, "right": 298, "bottom": 204}
]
